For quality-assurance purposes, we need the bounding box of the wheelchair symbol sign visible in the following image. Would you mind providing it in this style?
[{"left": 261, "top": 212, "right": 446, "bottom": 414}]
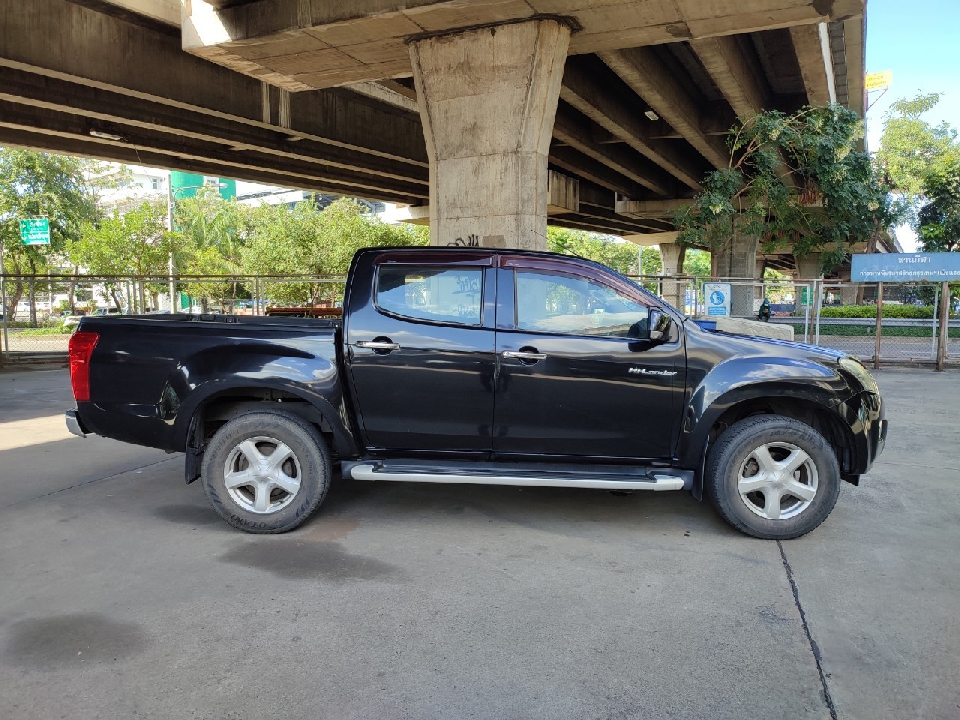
[{"left": 704, "top": 282, "right": 732, "bottom": 317}]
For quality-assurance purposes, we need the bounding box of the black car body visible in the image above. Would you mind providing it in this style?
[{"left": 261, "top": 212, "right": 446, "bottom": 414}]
[{"left": 66, "top": 247, "right": 886, "bottom": 538}]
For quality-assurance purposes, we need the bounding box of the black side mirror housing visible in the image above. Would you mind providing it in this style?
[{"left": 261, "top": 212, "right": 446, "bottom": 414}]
[{"left": 648, "top": 308, "right": 672, "bottom": 342}]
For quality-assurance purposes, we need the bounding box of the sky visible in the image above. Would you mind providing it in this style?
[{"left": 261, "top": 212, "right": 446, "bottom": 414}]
[
  {"left": 864, "top": 0, "right": 959, "bottom": 250},
  {"left": 864, "top": 0, "right": 960, "bottom": 150}
]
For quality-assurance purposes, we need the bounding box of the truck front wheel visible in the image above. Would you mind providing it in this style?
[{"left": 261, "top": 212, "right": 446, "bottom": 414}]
[
  {"left": 705, "top": 415, "right": 841, "bottom": 540},
  {"left": 200, "top": 410, "right": 331, "bottom": 533}
]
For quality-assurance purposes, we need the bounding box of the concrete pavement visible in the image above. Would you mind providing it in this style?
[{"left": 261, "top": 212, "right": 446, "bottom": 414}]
[{"left": 0, "top": 368, "right": 957, "bottom": 719}]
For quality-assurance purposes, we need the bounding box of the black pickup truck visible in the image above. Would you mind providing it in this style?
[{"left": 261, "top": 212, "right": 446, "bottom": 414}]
[{"left": 66, "top": 247, "right": 886, "bottom": 539}]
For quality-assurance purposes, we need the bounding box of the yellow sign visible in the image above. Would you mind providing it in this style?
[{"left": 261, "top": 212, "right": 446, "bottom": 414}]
[{"left": 865, "top": 71, "right": 892, "bottom": 92}]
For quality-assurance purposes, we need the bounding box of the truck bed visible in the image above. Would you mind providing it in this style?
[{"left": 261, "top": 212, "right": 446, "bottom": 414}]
[{"left": 74, "top": 313, "right": 342, "bottom": 451}]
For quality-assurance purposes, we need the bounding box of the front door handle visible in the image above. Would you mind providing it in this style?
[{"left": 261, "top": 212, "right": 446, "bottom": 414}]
[
  {"left": 502, "top": 349, "right": 546, "bottom": 362},
  {"left": 356, "top": 340, "right": 400, "bottom": 351}
]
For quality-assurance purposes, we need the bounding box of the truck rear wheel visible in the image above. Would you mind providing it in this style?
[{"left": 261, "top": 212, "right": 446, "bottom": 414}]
[
  {"left": 705, "top": 415, "right": 841, "bottom": 540},
  {"left": 200, "top": 410, "right": 331, "bottom": 533}
]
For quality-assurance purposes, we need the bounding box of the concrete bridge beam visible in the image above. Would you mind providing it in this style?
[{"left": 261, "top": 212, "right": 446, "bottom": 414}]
[{"left": 409, "top": 19, "right": 571, "bottom": 250}]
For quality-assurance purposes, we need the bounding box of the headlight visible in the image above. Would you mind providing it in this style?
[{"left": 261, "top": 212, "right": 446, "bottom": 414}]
[{"left": 839, "top": 357, "right": 879, "bottom": 394}]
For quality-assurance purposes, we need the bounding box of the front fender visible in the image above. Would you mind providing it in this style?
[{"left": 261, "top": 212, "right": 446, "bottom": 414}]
[{"left": 677, "top": 355, "right": 851, "bottom": 470}]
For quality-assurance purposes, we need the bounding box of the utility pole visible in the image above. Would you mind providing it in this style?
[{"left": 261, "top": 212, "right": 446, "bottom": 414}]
[
  {"left": 0, "top": 237, "right": 8, "bottom": 364},
  {"left": 936, "top": 281, "right": 950, "bottom": 371},
  {"left": 167, "top": 172, "right": 176, "bottom": 314}
]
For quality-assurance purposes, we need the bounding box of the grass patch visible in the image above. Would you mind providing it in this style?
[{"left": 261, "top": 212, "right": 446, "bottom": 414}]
[{"left": 15, "top": 326, "right": 72, "bottom": 336}]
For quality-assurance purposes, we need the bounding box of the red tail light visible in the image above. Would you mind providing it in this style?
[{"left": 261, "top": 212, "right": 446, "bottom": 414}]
[{"left": 69, "top": 331, "right": 99, "bottom": 402}]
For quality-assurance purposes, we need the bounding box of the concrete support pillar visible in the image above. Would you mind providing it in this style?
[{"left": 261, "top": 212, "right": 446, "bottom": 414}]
[
  {"left": 658, "top": 242, "right": 686, "bottom": 311},
  {"left": 795, "top": 253, "right": 822, "bottom": 280},
  {"left": 712, "top": 234, "right": 760, "bottom": 316},
  {"left": 410, "top": 20, "right": 571, "bottom": 250},
  {"left": 659, "top": 242, "right": 685, "bottom": 275},
  {"left": 793, "top": 253, "right": 821, "bottom": 316},
  {"left": 840, "top": 285, "right": 859, "bottom": 306},
  {"left": 755, "top": 257, "right": 766, "bottom": 300}
]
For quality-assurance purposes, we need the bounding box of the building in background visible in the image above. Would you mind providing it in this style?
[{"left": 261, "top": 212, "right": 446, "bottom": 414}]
[{"left": 92, "top": 165, "right": 168, "bottom": 214}]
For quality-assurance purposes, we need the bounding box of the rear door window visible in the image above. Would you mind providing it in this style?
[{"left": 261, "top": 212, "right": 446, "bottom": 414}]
[{"left": 376, "top": 266, "right": 483, "bottom": 326}]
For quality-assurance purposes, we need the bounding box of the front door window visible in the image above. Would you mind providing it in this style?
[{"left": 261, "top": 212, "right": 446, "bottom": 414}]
[{"left": 515, "top": 271, "right": 651, "bottom": 339}]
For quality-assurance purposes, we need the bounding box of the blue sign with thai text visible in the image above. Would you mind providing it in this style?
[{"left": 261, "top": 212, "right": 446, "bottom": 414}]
[{"left": 851, "top": 253, "right": 960, "bottom": 282}]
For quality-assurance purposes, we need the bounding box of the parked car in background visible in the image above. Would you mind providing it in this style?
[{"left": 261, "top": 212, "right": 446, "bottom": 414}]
[{"left": 64, "top": 308, "right": 121, "bottom": 330}]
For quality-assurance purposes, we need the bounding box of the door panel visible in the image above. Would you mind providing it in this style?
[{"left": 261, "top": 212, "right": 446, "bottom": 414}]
[
  {"left": 346, "top": 262, "right": 496, "bottom": 452},
  {"left": 493, "top": 266, "right": 684, "bottom": 460}
]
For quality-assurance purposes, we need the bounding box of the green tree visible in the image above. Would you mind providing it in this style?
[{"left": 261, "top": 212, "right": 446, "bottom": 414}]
[
  {"left": 172, "top": 189, "right": 252, "bottom": 308},
  {"left": 242, "top": 198, "right": 427, "bottom": 305},
  {"left": 546, "top": 226, "right": 642, "bottom": 275},
  {"left": 683, "top": 249, "right": 712, "bottom": 277},
  {"left": 675, "top": 105, "right": 898, "bottom": 272},
  {"left": 174, "top": 188, "right": 249, "bottom": 269},
  {"left": 68, "top": 200, "right": 172, "bottom": 311},
  {"left": 917, "top": 161, "right": 960, "bottom": 253},
  {"left": 0, "top": 148, "right": 99, "bottom": 323},
  {"left": 875, "top": 94, "right": 960, "bottom": 206},
  {"left": 874, "top": 94, "right": 960, "bottom": 258}
]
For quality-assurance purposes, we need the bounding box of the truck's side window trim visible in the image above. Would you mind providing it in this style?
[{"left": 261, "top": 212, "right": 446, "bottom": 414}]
[{"left": 374, "top": 264, "right": 485, "bottom": 328}]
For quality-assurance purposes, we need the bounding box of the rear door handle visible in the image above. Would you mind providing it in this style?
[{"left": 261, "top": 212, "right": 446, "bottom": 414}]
[
  {"left": 502, "top": 350, "right": 546, "bottom": 361},
  {"left": 356, "top": 340, "right": 400, "bottom": 351}
]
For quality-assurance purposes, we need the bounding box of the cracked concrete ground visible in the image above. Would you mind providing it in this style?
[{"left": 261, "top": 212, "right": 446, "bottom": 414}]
[{"left": 0, "top": 368, "right": 957, "bottom": 719}]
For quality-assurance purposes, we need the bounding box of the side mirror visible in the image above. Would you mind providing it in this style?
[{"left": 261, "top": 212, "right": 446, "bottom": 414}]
[{"left": 648, "top": 308, "right": 672, "bottom": 342}]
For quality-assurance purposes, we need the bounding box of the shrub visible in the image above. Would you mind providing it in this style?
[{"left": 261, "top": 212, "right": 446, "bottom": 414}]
[{"left": 820, "top": 304, "right": 938, "bottom": 319}]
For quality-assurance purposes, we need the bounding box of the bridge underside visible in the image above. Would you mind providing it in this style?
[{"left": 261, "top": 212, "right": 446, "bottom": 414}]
[{"left": 0, "top": 0, "right": 865, "bottom": 249}]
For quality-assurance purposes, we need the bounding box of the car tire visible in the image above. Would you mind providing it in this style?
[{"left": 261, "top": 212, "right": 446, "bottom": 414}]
[
  {"left": 705, "top": 415, "right": 841, "bottom": 540},
  {"left": 200, "top": 410, "right": 331, "bottom": 534}
]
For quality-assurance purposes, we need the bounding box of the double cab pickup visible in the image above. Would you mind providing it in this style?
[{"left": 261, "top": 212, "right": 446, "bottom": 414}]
[{"left": 66, "top": 247, "right": 886, "bottom": 539}]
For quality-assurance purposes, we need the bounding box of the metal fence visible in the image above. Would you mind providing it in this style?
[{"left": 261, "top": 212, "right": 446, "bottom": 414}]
[
  {"left": 662, "top": 276, "right": 959, "bottom": 367},
  {"left": 0, "top": 273, "right": 347, "bottom": 360},
  {"left": 2, "top": 272, "right": 957, "bottom": 368}
]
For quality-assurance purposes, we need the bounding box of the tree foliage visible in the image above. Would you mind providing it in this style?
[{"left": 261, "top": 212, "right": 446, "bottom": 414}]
[
  {"left": 0, "top": 148, "right": 99, "bottom": 319},
  {"left": 68, "top": 200, "right": 172, "bottom": 310},
  {"left": 675, "top": 105, "right": 898, "bottom": 271},
  {"left": 875, "top": 94, "right": 960, "bottom": 203},
  {"left": 546, "top": 226, "right": 647, "bottom": 275},
  {"left": 242, "top": 197, "right": 427, "bottom": 304},
  {"left": 917, "top": 162, "right": 960, "bottom": 253},
  {"left": 174, "top": 188, "right": 249, "bottom": 269},
  {"left": 682, "top": 249, "right": 711, "bottom": 277},
  {"left": 875, "top": 94, "right": 960, "bottom": 253}
]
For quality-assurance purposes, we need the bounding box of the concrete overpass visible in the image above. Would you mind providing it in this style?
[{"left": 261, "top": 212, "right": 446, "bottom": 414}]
[{"left": 0, "top": 0, "right": 866, "bottom": 287}]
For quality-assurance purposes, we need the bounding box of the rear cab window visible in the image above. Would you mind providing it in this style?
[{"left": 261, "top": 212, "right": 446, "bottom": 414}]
[{"left": 375, "top": 265, "right": 483, "bottom": 326}]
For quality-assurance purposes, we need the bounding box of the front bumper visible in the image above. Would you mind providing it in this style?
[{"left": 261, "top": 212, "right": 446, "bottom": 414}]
[
  {"left": 847, "top": 391, "right": 886, "bottom": 475},
  {"left": 65, "top": 409, "right": 88, "bottom": 438}
]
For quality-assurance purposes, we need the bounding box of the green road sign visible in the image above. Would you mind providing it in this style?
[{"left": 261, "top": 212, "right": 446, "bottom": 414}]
[
  {"left": 19, "top": 218, "right": 50, "bottom": 245},
  {"left": 800, "top": 287, "right": 812, "bottom": 307}
]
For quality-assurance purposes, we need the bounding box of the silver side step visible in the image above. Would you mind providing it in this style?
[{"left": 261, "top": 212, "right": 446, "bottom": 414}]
[{"left": 347, "top": 463, "right": 689, "bottom": 491}]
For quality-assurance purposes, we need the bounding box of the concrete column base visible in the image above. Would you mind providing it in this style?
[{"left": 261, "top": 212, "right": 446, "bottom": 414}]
[
  {"left": 839, "top": 284, "right": 859, "bottom": 306},
  {"left": 795, "top": 253, "right": 822, "bottom": 280},
  {"left": 410, "top": 19, "right": 571, "bottom": 250},
  {"left": 658, "top": 242, "right": 686, "bottom": 310},
  {"left": 712, "top": 234, "right": 760, "bottom": 316}
]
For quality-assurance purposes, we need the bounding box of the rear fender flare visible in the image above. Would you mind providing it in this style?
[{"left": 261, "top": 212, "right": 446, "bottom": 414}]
[{"left": 170, "top": 346, "right": 357, "bottom": 458}]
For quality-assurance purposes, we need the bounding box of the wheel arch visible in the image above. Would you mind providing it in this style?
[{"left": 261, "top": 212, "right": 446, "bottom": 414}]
[
  {"left": 684, "top": 389, "right": 859, "bottom": 500},
  {"left": 177, "top": 381, "right": 359, "bottom": 484}
]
